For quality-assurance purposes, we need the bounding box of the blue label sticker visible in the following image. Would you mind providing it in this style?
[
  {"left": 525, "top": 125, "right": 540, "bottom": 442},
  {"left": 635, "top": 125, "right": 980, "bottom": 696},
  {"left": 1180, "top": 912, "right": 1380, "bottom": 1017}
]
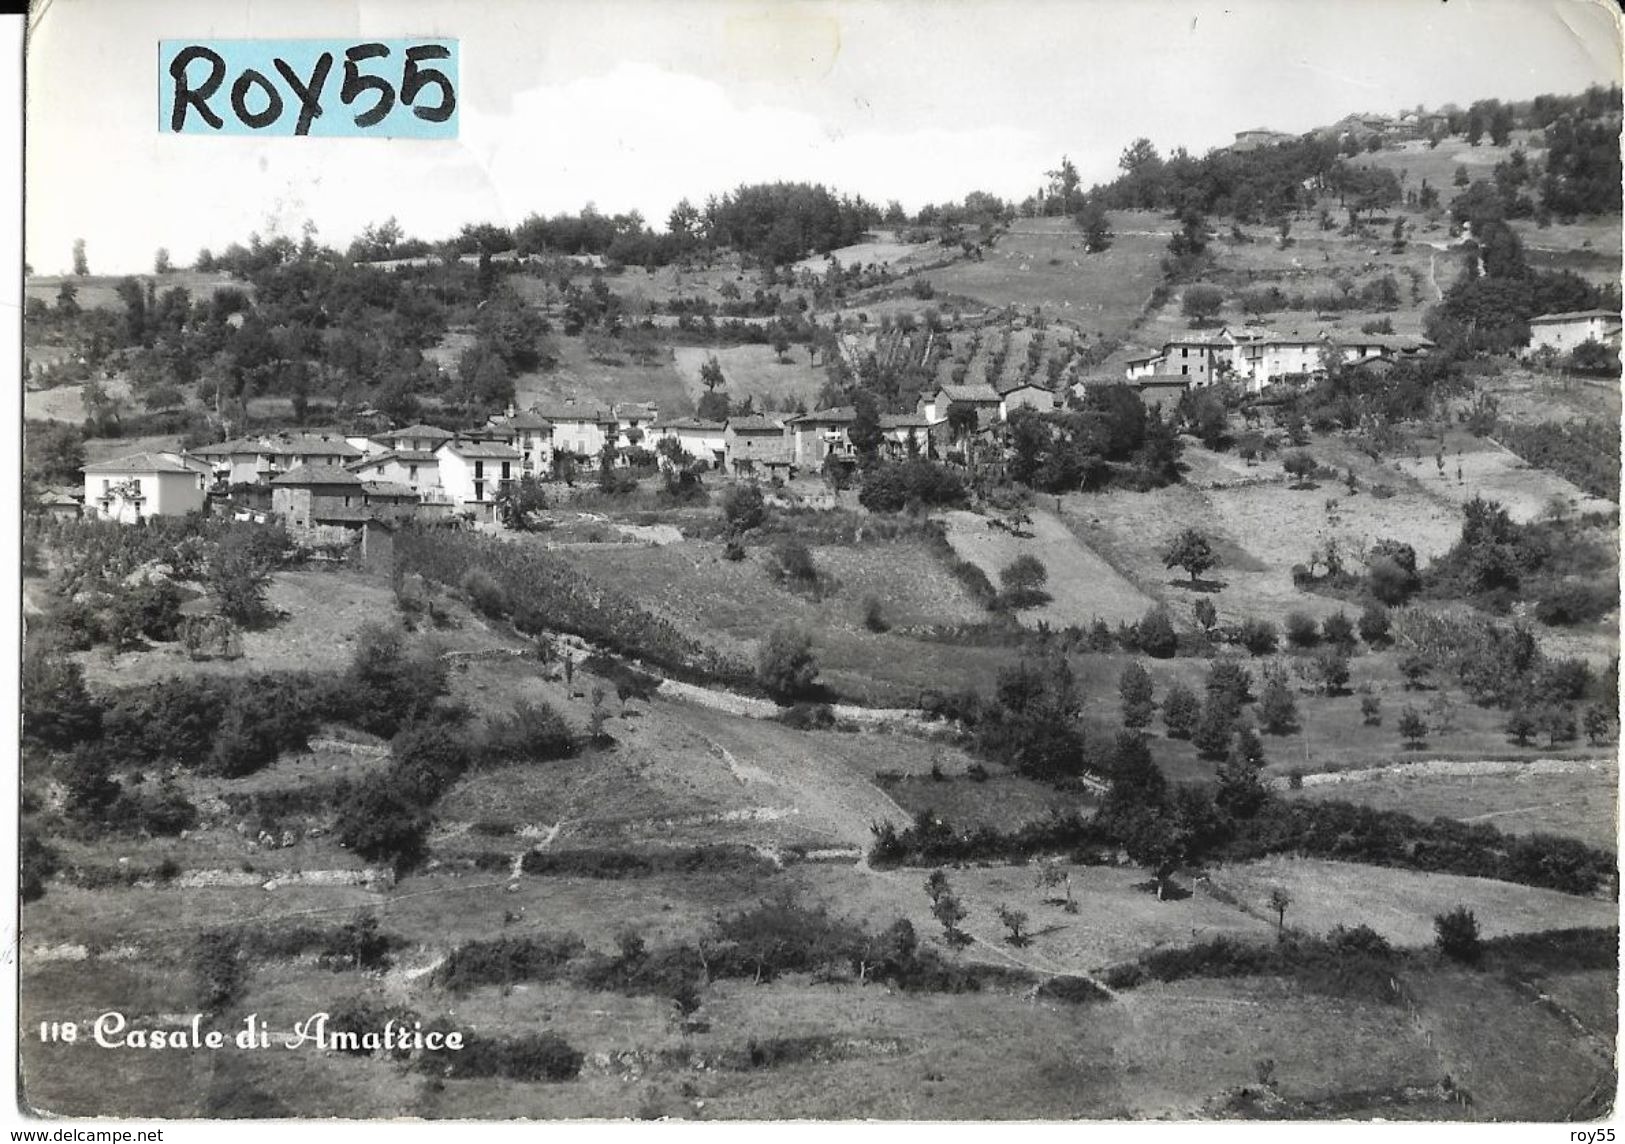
[{"left": 159, "top": 39, "right": 458, "bottom": 137}]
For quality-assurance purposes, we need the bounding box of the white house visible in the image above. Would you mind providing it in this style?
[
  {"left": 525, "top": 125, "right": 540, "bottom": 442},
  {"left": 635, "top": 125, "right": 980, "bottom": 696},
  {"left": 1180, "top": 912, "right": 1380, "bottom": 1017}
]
[
  {"left": 613, "top": 402, "right": 660, "bottom": 450},
  {"left": 659, "top": 418, "right": 727, "bottom": 468},
  {"left": 486, "top": 410, "right": 555, "bottom": 477},
  {"left": 347, "top": 449, "right": 441, "bottom": 497},
  {"left": 530, "top": 400, "right": 618, "bottom": 460},
  {"left": 82, "top": 452, "right": 209, "bottom": 524},
  {"left": 191, "top": 432, "right": 362, "bottom": 485},
  {"left": 1525, "top": 310, "right": 1623, "bottom": 357},
  {"left": 434, "top": 439, "right": 520, "bottom": 521},
  {"left": 999, "top": 383, "right": 1056, "bottom": 420}
]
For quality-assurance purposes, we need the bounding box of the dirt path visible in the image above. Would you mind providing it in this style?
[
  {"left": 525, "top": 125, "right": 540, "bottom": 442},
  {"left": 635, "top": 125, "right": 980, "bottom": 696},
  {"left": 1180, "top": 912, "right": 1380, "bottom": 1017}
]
[
  {"left": 1427, "top": 252, "right": 1444, "bottom": 301},
  {"left": 942, "top": 507, "right": 1155, "bottom": 627}
]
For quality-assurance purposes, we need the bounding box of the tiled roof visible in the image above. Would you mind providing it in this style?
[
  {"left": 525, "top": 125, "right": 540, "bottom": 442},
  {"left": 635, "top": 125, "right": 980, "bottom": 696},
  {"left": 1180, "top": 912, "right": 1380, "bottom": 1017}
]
[
  {"left": 937, "top": 385, "right": 1001, "bottom": 403},
  {"left": 440, "top": 439, "right": 522, "bottom": 460},
  {"left": 1530, "top": 309, "right": 1621, "bottom": 324},
  {"left": 787, "top": 405, "right": 857, "bottom": 424},
  {"left": 726, "top": 416, "right": 784, "bottom": 433},
  {"left": 380, "top": 423, "right": 456, "bottom": 441},
  {"left": 528, "top": 401, "right": 616, "bottom": 423},
  {"left": 494, "top": 412, "right": 554, "bottom": 430},
  {"left": 879, "top": 413, "right": 932, "bottom": 429},
  {"left": 662, "top": 418, "right": 726, "bottom": 431},
  {"left": 270, "top": 464, "right": 364, "bottom": 487},
  {"left": 83, "top": 452, "right": 199, "bottom": 475},
  {"left": 361, "top": 480, "right": 419, "bottom": 499},
  {"left": 998, "top": 382, "right": 1053, "bottom": 396}
]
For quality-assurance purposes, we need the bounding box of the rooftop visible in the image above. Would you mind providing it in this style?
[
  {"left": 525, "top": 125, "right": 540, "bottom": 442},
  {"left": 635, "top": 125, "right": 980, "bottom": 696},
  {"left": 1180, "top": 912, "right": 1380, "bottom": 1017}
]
[
  {"left": 270, "top": 464, "right": 364, "bottom": 487},
  {"left": 1530, "top": 309, "right": 1622, "bottom": 324},
  {"left": 82, "top": 451, "right": 199, "bottom": 475},
  {"left": 440, "top": 439, "right": 522, "bottom": 460}
]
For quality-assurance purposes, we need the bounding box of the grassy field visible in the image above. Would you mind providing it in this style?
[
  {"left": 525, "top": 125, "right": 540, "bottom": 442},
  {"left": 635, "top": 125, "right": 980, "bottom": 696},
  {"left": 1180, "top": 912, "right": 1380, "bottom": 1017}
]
[
  {"left": 25, "top": 270, "right": 249, "bottom": 312},
  {"left": 671, "top": 344, "right": 825, "bottom": 412},
  {"left": 1282, "top": 760, "right": 1618, "bottom": 851},
  {"left": 926, "top": 215, "right": 1168, "bottom": 335}
]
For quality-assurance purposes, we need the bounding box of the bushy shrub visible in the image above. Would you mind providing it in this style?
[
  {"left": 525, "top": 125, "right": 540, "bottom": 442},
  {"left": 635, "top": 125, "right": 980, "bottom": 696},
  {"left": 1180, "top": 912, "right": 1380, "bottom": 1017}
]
[
  {"left": 1162, "top": 682, "right": 1201, "bottom": 739},
  {"left": 999, "top": 554, "right": 1050, "bottom": 609},
  {"left": 1136, "top": 606, "right": 1178, "bottom": 658},
  {"left": 857, "top": 461, "right": 968, "bottom": 513},
  {"left": 434, "top": 934, "right": 585, "bottom": 991},
  {"left": 460, "top": 567, "right": 509, "bottom": 618},
  {"left": 757, "top": 625, "right": 820, "bottom": 700},
  {"left": 1320, "top": 610, "right": 1357, "bottom": 649},
  {"left": 334, "top": 774, "right": 431, "bottom": 869},
  {"left": 721, "top": 483, "right": 767, "bottom": 533},
  {"left": 1284, "top": 611, "right": 1319, "bottom": 648},
  {"left": 1238, "top": 617, "right": 1278, "bottom": 656},
  {"left": 1535, "top": 582, "right": 1616, "bottom": 626},
  {"left": 1435, "top": 906, "right": 1482, "bottom": 964},
  {"left": 22, "top": 651, "right": 101, "bottom": 748},
  {"left": 1357, "top": 601, "right": 1392, "bottom": 645},
  {"left": 483, "top": 700, "right": 575, "bottom": 764}
]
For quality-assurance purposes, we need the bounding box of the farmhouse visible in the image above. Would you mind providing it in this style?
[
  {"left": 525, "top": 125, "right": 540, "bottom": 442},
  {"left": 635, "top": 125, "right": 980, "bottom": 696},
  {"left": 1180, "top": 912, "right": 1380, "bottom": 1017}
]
[
  {"left": 879, "top": 412, "right": 935, "bottom": 459},
  {"left": 724, "top": 416, "right": 795, "bottom": 478},
  {"left": 82, "top": 451, "right": 209, "bottom": 523},
  {"left": 1153, "top": 338, "right": 1229, "bottom": 387},
  {"left": 785, "top": 406, "right": 858, "bottom": 468},
  {"left": 347, "top": 450, "right": 440, "bottom": 497},
  {"left": 486, "top": 409, "right": 555, "bottom": 476},
  {"left": 1123, "top": 350, "right": 1164, "bottom": 381},
  {"left": 918, "top": 383, "right": 1002, "bottom": 427},
  {"left": 434, "top": 439, "right": 520, "bottom": 521},
  {"left": 613, "top": 402, "right": 661, "bottom": 450},
  {"left": 999, "top": 383, "right": 1056, "bottom": 419},
  {"left": 659, "top": 418, "right": 727, "bottom": 468},
  {"left": 529, "top": 400, "right": 618, "bottom": 461},
  {"left": 270, "top": 465, "right": 419, "bottom": 532},
  {"left": 1229, "top": 126, "right": 1297, "bottom": 152},
  {"left": 375, "top": 424, "right": 455, "bottom": 455},
  {"left": 1524, "top": 309, "right": 1623, "bottom": 357}
]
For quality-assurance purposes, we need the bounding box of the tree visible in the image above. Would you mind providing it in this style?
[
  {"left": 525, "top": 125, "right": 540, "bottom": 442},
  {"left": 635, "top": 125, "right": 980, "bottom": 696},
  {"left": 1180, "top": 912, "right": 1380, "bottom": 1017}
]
[
  {"left": 22, "top": 651, "right": 101, "bottom": 748},
  {"left": 495, "top": 476, "right": 548, "bottom": 531},
  {"left": 154, "top": 247, "right": 172, "bottom": 274},
  {"left": 1357, "top": 601, "right": 1392, "bottom": 646},
  {"left": 1584, "top": 704, "right": 1614, "bottom": 746},
  {"left": 772, "top": 333, "right": 792, "bottom": 363},
  {"left": 1075, "top": 200, "right": 1113, "bottom": 253},
  {"left": 1238, "top": 618, "right": 1279, "bottom": 656},
  {"left": 721, "top": 483, "right": 766, "bottom": 533},
  {"left": 209, "top": 530, "right": 276, "bottom": 628},
  {"left": 1320, "top": 610, "right": 1357, "bottom": 650},
  {"left": 1192, "top": 598, "right": 1218, "bottom": 632},
  {"left": 1504, "top": 707, "right": 1537, "bottom": 746},
  {"left": 1267, "top": 887, "right": 1292, "bottom": 934},
  {"left": 1136, "top": 606, "right": 1178, "bottom": 658},
  {"left": 996, "top": 905, "right": 1031, "bottom": 947},
  {"left": 999, "top": 555, "right": 1050, "bottom": 608},
  {"left": 925, "top": 869, "right": 969, "bottom": 947},
  {"left": 1434, "top": 906, "right": 1482, "bottom": 964},
  {"left": 848, "top": 389, "right": 884, "bottom": 459},
  {"left": 1282, "top": 451, "right": 1317, "bottom": 485},
  {"left": 72, "top": 238, "right": 88, "bottom": 276},
  {"left": 1256, "top": 675, "right": 1300, "bottom": 735},
  {"left": 1163, "top": 528, "right": 1217, "bottom": 583},
  {"left": 1312, "top": 649, "right": 1351, "bottom": 695},
  {"left": 1398, "top": 706, "right": 1428, "bottom": 749},
  {"left": 1181, "top": 283, "right": 1225, "bottom": 326},
  {"left": 757, "top": 625, "right": 819, "bottom": 700},
  {"left": 700, "top": 355, "right": 726, "bottom": 392},
  {"left": 1161, "top": 682, "right": 1200, "bottom": 739},
  {"left": 1284, "top": 611, "right": 1318, "bottom": 648},
  {"left": 1216, "top": 719, "right": 1268, "bottom": 817},
  {"left": 1360, "top": 694, "right": 1382, "bottom": 726},
  {"left": 1119, "top": 662, "right": 1155, "bottom": 729},
  {"left": 1193, "top": 699, "right": 1236, "bottom": 761}
]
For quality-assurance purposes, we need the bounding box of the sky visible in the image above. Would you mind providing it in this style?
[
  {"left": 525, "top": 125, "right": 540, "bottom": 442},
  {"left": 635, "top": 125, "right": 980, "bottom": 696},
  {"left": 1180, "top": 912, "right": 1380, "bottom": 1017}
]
[{"left": 24, "top": 0, "right": 1624, "bottom": 274}]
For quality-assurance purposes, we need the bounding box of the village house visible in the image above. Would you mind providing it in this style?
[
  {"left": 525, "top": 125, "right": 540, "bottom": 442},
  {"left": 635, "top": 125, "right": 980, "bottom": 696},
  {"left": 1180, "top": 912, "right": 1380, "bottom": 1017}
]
[
  {"left": 82, "top": 451, "right": 209, "bottom": 524},
  {"left": 879, "top": 412, "right": 935, "bottom": 459},
  {"left": 613, "top": 402, "right": 660, "bottom": 451},
  {"left": 724, "top": 416, "right": 795, "bottom": 478},
  {"left": 191, "top": 432, "right": 362, "bottom": 485},
  {"left": 485, "top": 409, "right": 555, "bottom": 476},
  {"left": 918, "top": 383, "right": 1003, "bottom": 427},
  {"left": 658, "top": 418, "right": 727, "bottom": 468},
  {"left": 1229, "top": 126, "right": 1297, "bottom": 152},
  {"left": 434, "top": 438, "right": 520, "bottom": 522},
  {"left": 528, "top": 400, "right": 619, "bottom": 462},
  {"left": 1524, "top": 309, "right": 1623, "bottom": 357},
  {"left": 270, "top": 465, "right": 419, "bottom": 532},
  {"left": 785, "top": 406, "right": 858, "bottom": 469},
  {"left": 347, "top": 449, "right": 441, "bottom": 497},
  {"left": 999, "top": 382, "right": 1056, "bottom": 420},
  {"left": 374, "top": 424, "right": 455, "bottom": 455},
  {"left": 1123, "top": 350, "right": 1163, "bottom": 381},
  {"left": 1154, "top": 338, "right": 1229, "bottom": 387}
]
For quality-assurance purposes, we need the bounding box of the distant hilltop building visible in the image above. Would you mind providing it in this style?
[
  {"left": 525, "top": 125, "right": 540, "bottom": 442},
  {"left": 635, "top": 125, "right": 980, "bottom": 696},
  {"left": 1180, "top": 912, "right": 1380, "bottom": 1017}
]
[{"left": 1229, "top": 127, "right": 1298, "bottom": 152}]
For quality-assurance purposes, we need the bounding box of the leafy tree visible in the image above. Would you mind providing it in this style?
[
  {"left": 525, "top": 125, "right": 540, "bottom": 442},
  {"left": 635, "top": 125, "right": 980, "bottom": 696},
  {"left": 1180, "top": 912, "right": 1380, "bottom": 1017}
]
[
  {"left": 209, "top": 530, "right": 276, "bottom": 627},
  {"left": 1282, "top": 451, "right": 1317, "bottom": 484},
  {"left": 1216, "top": 719, "right": 1268, "bottom": 817},
  {"left": 1357, "top": 602, "right": 1392, "bottom": 646},
  {"left": 1584, "top": 704, "right": 1614, "bottom": 746},
  {"left": 1163, "top": 528, "right": 1217, "bottom": 583},
  {"left": 72, "top": 237, "right": 88, "bottom": 276},
  {"left": 1181, "top": 284, "right": 1225, "bottom": 325},
  {"left": 721, "top": 483, "right": 766, "bottom": 533},
  {"left": 700, "top": 355, "right": 726, "bottom": 392},
  {"left": 1284, "top": 611, "right": 1319, "bottom": 648},
  {"left": 1312, "top": 649, "right": 1351, "bottom": 695},
  {"left": 1256, "top": 675, "right": 1300, "bottom": 735},
  {"left": 1434, "top": 906, "right": 1482, "bottom": 964},
  {"left": 336, "top": 774, "right": 431, "bottom": 869},
  {"left": 22, "top": 651, "right": 101, "bottom": 748},
  {"left": 1161, "top": 682, "right": 1200, "bottom": 739},
  {"left": 925, "top": 869, "right": 970, "bottom": 947},
  {"left": 757, "top": 625, "right": 819, "bottom": 700},
  {"left": 1075, "top": 200, "right": 1113, "bottom": 252},
  {"left": 1192, "top": 699, "right": 1236, "bottom": 761},
  {"left": 1360, "top": 694, "right": 1382, "bottom": 726},
  {"left": 1398, "top": 706, "right": 1428, "bottom": 749},
  {"left": 996, "top": 905, "right": 1031, "bottom": 947},
  {"left": 1320, "top": 610, "right": 1356, "bottom": 650},
  {"left": 999, "top": 555, "right": 1050, "bottom": 608},
  {"left": 1268, "top": 887, "right": 1292, "bottom": 934},
  {"left": 848, "top": 389, "right": 884, "bottom": 459},
  {"left": 154, "top": 247, "right": 172, "bottom": 274},
  {"left": 495, "top": 476, "right": 549, "bottom": 531},
  {"left": 1192, "top": 597, "right": 1218, "bottom": 632},
  {"left": 1136, "top": 606, "right": 1178, "bottom": 658},
  {"left": 1505, "top": 707, "right": 1537, "bottom": 746},
  {"left": 1119, "top": 662, "right": 1155, "bottom": 729},
  {"left": 1238, "top": 617, "right": 1279, "bottom": 657}
]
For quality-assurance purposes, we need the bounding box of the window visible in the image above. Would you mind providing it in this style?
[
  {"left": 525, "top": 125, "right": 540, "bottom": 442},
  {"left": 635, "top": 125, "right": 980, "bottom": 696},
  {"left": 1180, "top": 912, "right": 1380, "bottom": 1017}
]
[
  {"left": 1181, "top": 365, "right": 1189, "bottom": 376},
  {"left": 1181, "top": 347, "right": 1189, "bottom": 358},
  {"left": 102, "top": 479, "right": 110, "bottom": 493},
  {"left": 501, "top": 461, "right": 511, "bottom": 480},
  {"left": 474, "top": 480, "right": 485, "bottom": 501},
  {"left": 408, "top": 465, "right": 418, "bottom": 480},
  {"left": 474, "top": 460, "right": 484, "bottom": 479},
  {"left": 130, "top": 479, "right": 141, "bottom": 495}
]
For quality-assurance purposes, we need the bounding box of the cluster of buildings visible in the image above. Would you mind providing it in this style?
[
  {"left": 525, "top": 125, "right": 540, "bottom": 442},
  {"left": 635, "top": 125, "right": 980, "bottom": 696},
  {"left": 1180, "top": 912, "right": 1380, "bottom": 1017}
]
[
  {"left": 70, "top": 381, "right": 1056, "bottom": 531},
  {"left": 1120, "top": 326, "right": 1436, "bottom": 399}
]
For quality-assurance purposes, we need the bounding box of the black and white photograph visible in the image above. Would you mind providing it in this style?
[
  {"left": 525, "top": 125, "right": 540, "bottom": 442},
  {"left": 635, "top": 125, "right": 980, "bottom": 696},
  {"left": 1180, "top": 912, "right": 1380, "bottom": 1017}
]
[{"left": 11, "top": 0, "right": 1625, "bottom": 1126}]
